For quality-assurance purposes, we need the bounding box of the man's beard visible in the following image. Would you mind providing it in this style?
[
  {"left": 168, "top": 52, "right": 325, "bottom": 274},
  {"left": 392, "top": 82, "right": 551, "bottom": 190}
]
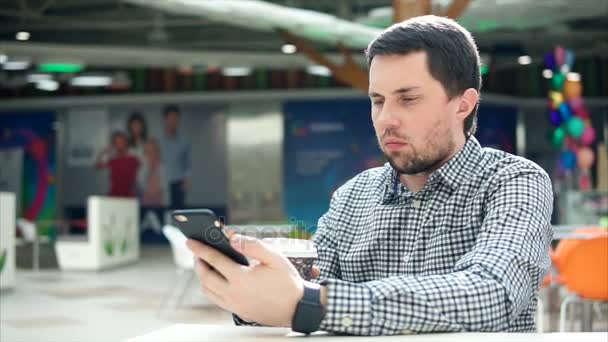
[{"left": 383, "top": 137, "right": 454, "bottom": 175}]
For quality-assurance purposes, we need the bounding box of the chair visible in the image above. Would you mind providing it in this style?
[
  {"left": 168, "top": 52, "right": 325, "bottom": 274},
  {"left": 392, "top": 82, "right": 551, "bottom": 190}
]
[
  {"left": 557, "top": 234, "right": 608, "bottom": 331},
  {"left": 160, "top": 225, "right": 195, "bottom": 311}
]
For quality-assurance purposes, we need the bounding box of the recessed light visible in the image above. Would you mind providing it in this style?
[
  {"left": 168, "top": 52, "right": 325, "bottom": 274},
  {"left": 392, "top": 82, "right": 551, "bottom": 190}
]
[
  {"left": 70, "top": 75, "right": 112, "bottom": 87},
  {"left": 306, "top": 65, "right": 331, "bottom": 77},
  {"left": 16, "top": 31, "right": 30, "bottom": 41},
  {"left": 3, "top": 60, "right": 30, "bottom": 70},
  {"left": 221, "top": 67, "right": 252, "bottom": 77},
  {"left": 517, "top": 55, "right": 532, "bottom": 65},
  {"left": 281, "top": 44, "right": 297, "bottom": 54},
  {"left": 36, "top": 79, "right": 59, "bottom": 91}
]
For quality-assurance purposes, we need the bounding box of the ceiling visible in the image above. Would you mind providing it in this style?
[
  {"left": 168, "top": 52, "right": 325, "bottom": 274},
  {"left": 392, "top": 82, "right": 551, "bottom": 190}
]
[{"left": 0, "top": 0, "right": 607, "bottom": 68}]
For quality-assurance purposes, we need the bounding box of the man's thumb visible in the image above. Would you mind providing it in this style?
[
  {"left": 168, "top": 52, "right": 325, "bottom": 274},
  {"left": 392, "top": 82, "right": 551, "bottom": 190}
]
[{"left": 230, "top": 234, "right": 282, "bottom": 265}]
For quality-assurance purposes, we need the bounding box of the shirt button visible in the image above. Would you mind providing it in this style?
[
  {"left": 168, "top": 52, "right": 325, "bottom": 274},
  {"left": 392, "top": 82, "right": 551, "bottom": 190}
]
[
  {"left": 412, "top": 200, "right": 422, "bottom": 209},
  {"left": 402, "top": 254, "right": 411, "bottom": 263},
  {"left": 341, "top": 315, "right": 353, "bottom": 328}
]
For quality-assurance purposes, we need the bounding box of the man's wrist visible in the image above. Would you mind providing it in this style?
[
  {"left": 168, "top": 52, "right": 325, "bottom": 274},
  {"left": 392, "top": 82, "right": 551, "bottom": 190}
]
[{"left": 291, "top": 281, "right": 326, "bottom": 333}]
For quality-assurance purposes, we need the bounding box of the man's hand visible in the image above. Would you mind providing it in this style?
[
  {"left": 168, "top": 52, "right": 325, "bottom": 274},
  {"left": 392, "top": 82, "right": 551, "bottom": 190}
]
[{"left": 186, "top": 234, "right": 305, "bottom": 327}]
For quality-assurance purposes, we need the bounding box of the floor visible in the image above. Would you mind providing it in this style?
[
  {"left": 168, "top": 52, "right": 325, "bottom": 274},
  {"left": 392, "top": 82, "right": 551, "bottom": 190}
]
[
  {"left": 1, "top": 246, "right": 233, "bottom": 342},
  {"left": 1, "top": 246, "right": 607, "bottom": 342}
]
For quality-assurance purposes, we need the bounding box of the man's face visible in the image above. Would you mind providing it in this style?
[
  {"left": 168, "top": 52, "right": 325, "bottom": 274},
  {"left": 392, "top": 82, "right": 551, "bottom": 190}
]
[
  {"left": 164, "top": 111, "right": 179, "bottom": 132},
  {"left": 369, "top": 51, "right": 464, "bottom": 175}
]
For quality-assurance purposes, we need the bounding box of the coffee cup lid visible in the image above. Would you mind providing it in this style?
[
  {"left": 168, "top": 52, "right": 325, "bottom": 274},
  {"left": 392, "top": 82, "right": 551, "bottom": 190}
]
[{"left": 262, "top": 238, "right": 317, "bottom": 258}]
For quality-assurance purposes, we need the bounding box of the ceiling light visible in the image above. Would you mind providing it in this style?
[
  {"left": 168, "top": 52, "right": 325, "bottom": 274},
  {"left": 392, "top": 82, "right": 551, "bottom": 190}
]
[
  {"left": 281, "top": 44, "right": 297, "bottom": 54},
  {"left": 306, "top": 65, "right": 331, "bottom": 77},
  {"left": 517, "top": 55, "right": 532, "bottom": 65},
  {"left": 70, "top": 75, "right": 112, "bottom": 87},
  {"left": 27, "top": 73, "right": 52, "bottom": 83},
  {"left": 3, "top": 60, "right": 30, "bottom": 70},
  {"left": 221, "top": 67, "right": 252, "bottom": 77},
  {"left": 36, "top": 79, "right": 59, "bottom": 91},
  {"left": 16, "top": 31, "right": 30, "bottom": 41},
  {"left": 542, "top": 69, "right": 553, "bottom": 79}
]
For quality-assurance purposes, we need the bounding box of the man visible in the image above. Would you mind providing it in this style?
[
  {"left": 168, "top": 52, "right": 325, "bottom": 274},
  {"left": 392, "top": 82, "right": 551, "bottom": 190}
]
[
  {"left": 158, "top": 104, "right": 191, "bottom": 209},
  {"left": 186, "top": 15, "right": 553, "bottom": 335},
  {"left": 96, "top": 131, "right": 140, "bottom": 198}
]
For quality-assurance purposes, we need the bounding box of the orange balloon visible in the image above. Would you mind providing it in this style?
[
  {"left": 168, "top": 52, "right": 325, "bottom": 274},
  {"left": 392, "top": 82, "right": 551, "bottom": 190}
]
[
  {"left": 564, "top": 80, "right": 582, "bottom": 100},
  {"left": 577, "top": 147, "right": 595, "bottom": 169}
]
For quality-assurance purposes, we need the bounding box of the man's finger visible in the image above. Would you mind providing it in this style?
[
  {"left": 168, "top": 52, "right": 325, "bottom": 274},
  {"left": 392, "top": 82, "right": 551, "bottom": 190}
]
[
  {"left": 229, "top": 234, "right": 283, "bottom": 265},
  {"left": 194, "top": 258, "right": 229, "bottom": 295},
  {"left": 187, "top": 239, "right": 240, "bottom": 279},
  {"left": 312, "top": 266, "right": 320, "bottom": 279}
]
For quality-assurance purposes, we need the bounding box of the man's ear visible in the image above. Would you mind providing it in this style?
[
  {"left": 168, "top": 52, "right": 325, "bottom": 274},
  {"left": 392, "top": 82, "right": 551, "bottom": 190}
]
[{"left": 455, "top": 88, "right": 479, "bottom": 121}]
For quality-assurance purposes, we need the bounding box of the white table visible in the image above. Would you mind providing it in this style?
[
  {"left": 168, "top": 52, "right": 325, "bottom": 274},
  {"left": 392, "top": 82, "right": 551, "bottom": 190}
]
[{"left": 127, "top": 324, "right": 607, "bottom": 342}]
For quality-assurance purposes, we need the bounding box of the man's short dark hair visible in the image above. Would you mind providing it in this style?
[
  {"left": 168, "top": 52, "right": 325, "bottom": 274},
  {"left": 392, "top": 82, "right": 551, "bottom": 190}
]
[
  {"left": 365, "top": 15, "right": 481, "bottom": 137},
  {"left": 163, "top": 104, "right": 180, "bottom": 118}
]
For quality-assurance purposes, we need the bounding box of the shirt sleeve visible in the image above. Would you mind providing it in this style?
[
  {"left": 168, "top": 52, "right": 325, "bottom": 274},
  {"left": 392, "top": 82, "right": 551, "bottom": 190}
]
[
  {"left": 318, "top": 170, "right": 554, "bottom": 335},
  {"left": 312, "top": 189, "right": 343, "bottom": 283}
]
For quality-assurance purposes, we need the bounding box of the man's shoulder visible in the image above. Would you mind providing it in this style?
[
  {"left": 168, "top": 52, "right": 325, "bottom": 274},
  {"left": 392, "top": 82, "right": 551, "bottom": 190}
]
[{"left": 479, "top": 147, "right": 550, "bottom": 186}]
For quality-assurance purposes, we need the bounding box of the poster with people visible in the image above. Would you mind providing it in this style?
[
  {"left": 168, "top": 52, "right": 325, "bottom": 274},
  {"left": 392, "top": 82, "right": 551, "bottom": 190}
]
[{"left": 63, "top": 103, "right": 227, "bottom": 243}]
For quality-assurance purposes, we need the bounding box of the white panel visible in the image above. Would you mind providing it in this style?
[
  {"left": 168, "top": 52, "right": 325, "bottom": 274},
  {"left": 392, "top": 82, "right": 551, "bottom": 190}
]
[
  {"left": 227, "top": 103, "right": 284, "bottom": 224},
  {"left": 0, "top": 192, "right": 16, "bottom": 289},
  {"left": 56, "top": 196, "right": 140, "bottom": 270}
]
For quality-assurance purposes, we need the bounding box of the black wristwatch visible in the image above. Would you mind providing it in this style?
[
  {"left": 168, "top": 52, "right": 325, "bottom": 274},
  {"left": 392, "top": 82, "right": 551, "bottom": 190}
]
[{"left": 291, "top": 283, "right": 324, "bottom": 334}]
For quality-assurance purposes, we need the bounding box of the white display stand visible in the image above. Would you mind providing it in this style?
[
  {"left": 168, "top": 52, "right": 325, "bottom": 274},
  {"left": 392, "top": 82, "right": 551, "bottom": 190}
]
[
  {"left": 0, "top": 192, "right": 16, "bottom": 290},
  {"left": 55, "top": 196, "right": 140, "bottom": 270}
]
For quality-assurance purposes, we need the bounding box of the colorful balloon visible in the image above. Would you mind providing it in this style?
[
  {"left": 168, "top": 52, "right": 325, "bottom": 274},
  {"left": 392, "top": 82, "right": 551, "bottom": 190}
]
[
  {"left": 549, "top": 110, "right": 561, "bottom": 127},
  {"left": 555, "top": 46, "right": 565, "bottom": 66},
  {"left": 550, "top": 91, "right": 564, "bottom": 109},
  {"left": 565, "top": 49, "right": 575, "bottom": 69},
  {"left": 551, "top": 73, "right": 566, "bottom": 90},
  {"left": 559, "top": 102, "right": 572, "bottom": 121},
  {"left": 551, "top": 127, "right": 565, "bottom": 148},
  {"left": 560, "top": 149, "right": 576, "bottom": 170},
  {"left": 544, "top": 52, "right": 556, "bottom": 70},
  {"left": 568, "top": 96, "right": 584, "bottom": 111},
  {"left": 577, "top": 147, "right": 595, "bottom": 169},
  {"left": 563, "top": 79, "right": 582, "bottom": 99},
  {"left": 566, "top": 116, "right": 585, "bottom": 138},
  {"left": 579, "top": 125, "right": 596, "bottom": 146},
  {"left": 565, "top": 136, "right": 578, "bottom": 151},
  {"left": 576, "top": 107, "right": 590, "bottom": 120}
]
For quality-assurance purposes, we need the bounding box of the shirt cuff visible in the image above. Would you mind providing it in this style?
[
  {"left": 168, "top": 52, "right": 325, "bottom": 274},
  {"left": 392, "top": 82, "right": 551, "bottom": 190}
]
[
  {"left": 319, "top": 279, "right": 373, "bottom": 335},
  {"left": 232, "top": 313, "right": 263, "bottom": 326}
]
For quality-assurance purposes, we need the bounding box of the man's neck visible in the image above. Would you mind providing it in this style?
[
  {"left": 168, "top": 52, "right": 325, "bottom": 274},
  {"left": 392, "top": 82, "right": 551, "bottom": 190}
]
[{"left": 399, "top": 136, "right": 466, "bottom": 193}]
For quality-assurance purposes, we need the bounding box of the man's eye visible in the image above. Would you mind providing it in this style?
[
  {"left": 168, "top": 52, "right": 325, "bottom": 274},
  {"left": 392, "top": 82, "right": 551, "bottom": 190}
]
[
  {"left": 372, "top": 100, "right": 384, "bottom": 106},
  {"left": 400, "top": 97, "right": 417, "bottom": 103}
]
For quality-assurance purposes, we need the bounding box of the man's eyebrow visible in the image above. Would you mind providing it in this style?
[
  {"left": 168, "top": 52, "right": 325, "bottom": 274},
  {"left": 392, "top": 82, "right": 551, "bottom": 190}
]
[{"left": 368, "top": 87, "right": 420, "bottom": 98}]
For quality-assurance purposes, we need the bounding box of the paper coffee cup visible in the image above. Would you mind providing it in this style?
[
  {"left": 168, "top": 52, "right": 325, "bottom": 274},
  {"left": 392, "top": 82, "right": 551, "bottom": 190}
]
[{"left": 262, "top": 238, "right": 317, "bottom": 280}]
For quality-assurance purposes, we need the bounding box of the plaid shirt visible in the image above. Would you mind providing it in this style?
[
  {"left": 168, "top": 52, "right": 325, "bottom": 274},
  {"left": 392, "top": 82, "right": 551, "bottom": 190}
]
[{"left": 235, "top": 136, "right": 553, "bottom": 335}]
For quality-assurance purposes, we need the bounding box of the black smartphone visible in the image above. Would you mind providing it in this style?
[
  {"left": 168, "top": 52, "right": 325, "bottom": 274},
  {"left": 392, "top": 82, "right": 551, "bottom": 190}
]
[{"left": 171, "top": 209, "right": 249, "bottom": 266}]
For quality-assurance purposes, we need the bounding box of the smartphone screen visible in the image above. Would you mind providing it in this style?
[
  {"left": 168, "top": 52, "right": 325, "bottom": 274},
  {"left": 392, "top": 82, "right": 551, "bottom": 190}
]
[{"left": 171, "top": 209, "right": 249, "bottom": 266}]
